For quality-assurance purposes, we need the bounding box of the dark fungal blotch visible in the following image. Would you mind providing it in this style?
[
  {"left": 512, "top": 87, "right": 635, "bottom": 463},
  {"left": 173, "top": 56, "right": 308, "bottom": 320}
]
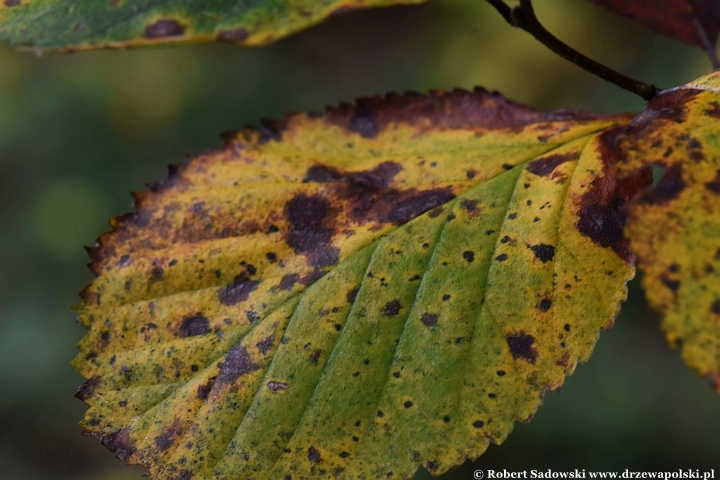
[
  {"left": 527, "top": 243, "right": 555, "bottom": 263},
  {"left": 711, "top": 300, "right": 720, "bottom": 315},
  {"left": 496, "top": 253, "right": 508, "bottom": 262},
  {"left": 279, "top": 273, "right": 300, "bottom": 291},
  {"left": 383, "top": 300, "right": 401, "bottom": 316},
  {"left": 705, "top": 170, "right": 720, "bottom": 194},
  {"left": 463, "top": 250, "right": 475, "bottom": 263},
  {"left": 256, "top": 335, "right": 276, "bottom": 355},
  {"left": 283, "top": 194, "right": 339, "bottom": 269},
  {"left": 506, "top": 332, "right": 538, "bottom": 363},
  {"left": 154, "top": 421, "right": 183, "bottom": 451},
  {"left": 347, "top": 287, "right": 359, "bottom": 303},
  {"left": 662, "top": 277, "right": 681, "bottom": 291},
  {"left": 3, "top": 0, "right": 20, "bottom": 6},
  {"left": 196, "top": 378, "right": 216, "bottom": 400},
  {"left": 143, "top": 19, "right": 184, "bottom": 38},
  {"left": 473, "top": 420, "right": 485, "bottom": 428},
  {"left": 537, "top": 298, "right": 552, "bottom": 312},
  {"left": 421, "top": 313, "right": 438, "bottom": 327},
  {"left": 308, "top": 446, "right": 322, "bottom": 463},
  {"left": 218, "top": 273, "right": 260, "bottom": 306},
  {"left": 216, "top": 345, "right": 259, "bottom": 385},
  {"left": 178, "top": 314, "right": 210, "bottom": 337},
  {"left": 527, "top": 152, "right": 578, "bottom": 177}
]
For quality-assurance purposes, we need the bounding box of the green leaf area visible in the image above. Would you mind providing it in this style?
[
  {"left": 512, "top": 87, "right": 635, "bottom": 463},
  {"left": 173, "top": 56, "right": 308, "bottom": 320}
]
[{"left": 0, "top": 0, "right": 425, "bottom": 52}]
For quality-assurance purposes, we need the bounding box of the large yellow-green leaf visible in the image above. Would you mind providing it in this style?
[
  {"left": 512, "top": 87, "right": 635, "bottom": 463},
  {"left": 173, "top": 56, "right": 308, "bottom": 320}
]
[
  {"left": 0, "top": 0, "right": 424, "bottom": 53},
  {"left": 73, "top": 90, "right": 649, "bottom": 479},
  {"left": 612, "top": 72, "right": 720, "bottom": 391}
]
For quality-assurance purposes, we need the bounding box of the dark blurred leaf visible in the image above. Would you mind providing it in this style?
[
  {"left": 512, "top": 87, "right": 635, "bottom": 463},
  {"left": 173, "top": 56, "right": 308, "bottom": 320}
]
[
  {"left": 0, "top": 0, "right": 426, "bottom": 53},
  {"left": 589, "top": 0, "right": 720, "bottom": 49}
]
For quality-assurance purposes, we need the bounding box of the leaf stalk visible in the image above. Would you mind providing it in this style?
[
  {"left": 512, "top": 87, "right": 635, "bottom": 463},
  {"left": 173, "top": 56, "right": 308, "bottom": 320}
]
[{"left": 486, "top": 0, "right": 659, "bottom": 101}]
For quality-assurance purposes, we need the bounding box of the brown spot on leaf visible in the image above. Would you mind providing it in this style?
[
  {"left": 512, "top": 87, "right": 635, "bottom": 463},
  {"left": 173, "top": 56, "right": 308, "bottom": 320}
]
[
  {"left": 347, "top": 287, "right": 359, "bottom": 303},
  {"left": 527, "top": 152, "right": 578, "bottom": 177},
  {"left": 383, "top": 300, "right": 401, "bottom": 316},
  {"left": 267, "top": 381, "right": 289, "bottom": 391},
  {"left": 178, "top": 314, "right": 210, "bottom": 337},
  {"left": 75, "top": 376, "right": 100, "bottom": 401},
  {"left": 3, "top": 0, "right": 20, "bottom": 6},
  {"left": 704, "top": 101, "right": 720, "bottom": 118},
  {"left": 216, "top": 345, "right": 259, "bottom": 385},
  {"left": 143, "top": 20, "right": 185, "bottom": 39},
  {"left": 256, "top": 335, "right": 276, "bottom": 355},
  {"left": 537, "top": 298, "right": 552, "bottom": 312},
  {"left": 640, "top": 164, "right": 686, "bottom": 204},
  {"left": 304, "top": 164, "right": 343, "bottom": 183},
  {"left": 196, "top": 378, "right": 216, "bottom": 400},
  {"left": 463, "top": 251, "right": 475, "bottom": 262},
  {"left": 279, "top": 273, "right": 300, "bottom": 290},
  {"left": 461, "top": 199, "right": 479, "bottom": 215},
  {"left": 662, "top": 277, "right": 681, "bottom": 291},
  {"left": 385, "top": 189, "right": 456, "bottom": 225},
  {"left": 218, "top": 27, "right": 249, "bottom": 43},
  {"left": 284, "top": 194, "right": 339, "bottom": 268},
  {"left": 705, "top": 170, "right": 720, "bottom": 193},
  {"left": 154, "top": 420, "right": 183, "bottom": 451},
  {"left": 218, "top": 273, "right": 260, "bottom": 306},
  {"left": 308, "top": 446, "right": 322, "bottom": 463},
  {"left": 506, "top": 332, "right": 538, "bottom": 363},
  {"left": 527, "top": 243, "right": 555, "bottom": 263},
  {"left": 421, "top": 313, "right": 438, "bottom": 327}
]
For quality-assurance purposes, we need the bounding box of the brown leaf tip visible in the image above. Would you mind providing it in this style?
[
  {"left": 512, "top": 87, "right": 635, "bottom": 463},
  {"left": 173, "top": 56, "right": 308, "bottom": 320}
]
[
  {"left": 101, "top": 428, "right": 136, "bottom": 462},
  {"left": 178, "top": 313, "right": 210, "bottom": 337},
  {"left": 75, "top": 376, "right": 100, "bottom": 401}
]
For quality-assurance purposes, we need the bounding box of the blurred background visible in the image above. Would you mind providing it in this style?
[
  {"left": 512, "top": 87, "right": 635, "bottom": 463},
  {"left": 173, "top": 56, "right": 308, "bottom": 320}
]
[{"left": 0, "top": 0, "right": 718, "bottom": 478}]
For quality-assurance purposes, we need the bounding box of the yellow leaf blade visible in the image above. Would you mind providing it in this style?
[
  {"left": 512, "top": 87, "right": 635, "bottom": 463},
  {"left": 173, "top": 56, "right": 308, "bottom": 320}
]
[{"left": 74, "top": 89, "right": 644, "bottom": 479}]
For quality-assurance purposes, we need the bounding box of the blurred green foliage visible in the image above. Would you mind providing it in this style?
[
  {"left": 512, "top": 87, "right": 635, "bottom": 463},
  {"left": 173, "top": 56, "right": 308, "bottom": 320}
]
[{"left": 0, "top": 0, "right": 718, "bottom": 479}]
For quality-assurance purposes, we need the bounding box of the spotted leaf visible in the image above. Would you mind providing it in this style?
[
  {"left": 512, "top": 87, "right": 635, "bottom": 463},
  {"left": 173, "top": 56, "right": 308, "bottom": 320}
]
[
  {"left": 73, "top": 89, "right": 648, "bottom": 479},
  {"left": 0, "top": 0, "right": 425, "bottom": 53},
  {"left": 589, "top": 0, "right": 720, "bottom": 49},
  {"left": 611, "top": 72, "right": 720, "bottom": 392}
]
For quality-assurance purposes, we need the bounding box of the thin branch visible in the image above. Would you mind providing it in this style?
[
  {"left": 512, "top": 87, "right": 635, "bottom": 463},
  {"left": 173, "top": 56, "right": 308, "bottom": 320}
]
[{"left": 485, "top": 0, "right": 658, "bottom": 101}]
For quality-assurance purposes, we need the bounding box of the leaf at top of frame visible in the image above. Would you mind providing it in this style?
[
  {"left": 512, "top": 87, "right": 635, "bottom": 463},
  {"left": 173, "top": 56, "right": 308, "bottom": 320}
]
[
  {"left": 72, "top": 89, "right": 649, "bottom": 479},
  {"left": 609, "top": 72, "right": 720, "bottom": 392},
  {"left": 0, "top": 0, "right": 425, "bottom": 53},
  {"left": 589, "top": 0, "right": 720, "bottom": 49}
]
